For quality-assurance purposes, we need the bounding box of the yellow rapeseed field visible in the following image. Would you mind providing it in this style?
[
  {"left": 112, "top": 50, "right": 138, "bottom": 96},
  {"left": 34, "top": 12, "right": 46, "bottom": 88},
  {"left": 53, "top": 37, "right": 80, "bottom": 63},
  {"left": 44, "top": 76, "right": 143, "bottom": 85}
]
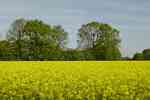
[{"left": 0, "top": 61, "right": 150, "bottom": 100}]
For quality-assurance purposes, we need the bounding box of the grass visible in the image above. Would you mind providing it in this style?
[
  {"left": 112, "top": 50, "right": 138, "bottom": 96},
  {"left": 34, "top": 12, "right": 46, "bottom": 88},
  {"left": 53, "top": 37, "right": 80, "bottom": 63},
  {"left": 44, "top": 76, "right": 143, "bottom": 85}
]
[{"left": 0, "top": 61, "right": 150, "bottom": 100}]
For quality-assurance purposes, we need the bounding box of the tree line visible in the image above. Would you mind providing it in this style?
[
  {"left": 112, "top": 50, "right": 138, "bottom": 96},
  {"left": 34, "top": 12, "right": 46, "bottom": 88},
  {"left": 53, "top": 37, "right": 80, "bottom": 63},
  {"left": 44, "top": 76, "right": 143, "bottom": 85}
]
[
  {"left": 132, "top": 49, "right": 150, "bottom": 60},
  {"left": 0, "top": 18, "right": 149, "bottom": 60}
]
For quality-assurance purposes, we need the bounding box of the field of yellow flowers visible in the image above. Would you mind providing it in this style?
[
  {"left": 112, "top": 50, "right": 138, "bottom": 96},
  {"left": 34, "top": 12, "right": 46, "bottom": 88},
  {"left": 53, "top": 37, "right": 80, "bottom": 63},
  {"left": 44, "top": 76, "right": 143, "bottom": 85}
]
[{"left": 0, "top": 61, "right": 150, "bottom": 100}]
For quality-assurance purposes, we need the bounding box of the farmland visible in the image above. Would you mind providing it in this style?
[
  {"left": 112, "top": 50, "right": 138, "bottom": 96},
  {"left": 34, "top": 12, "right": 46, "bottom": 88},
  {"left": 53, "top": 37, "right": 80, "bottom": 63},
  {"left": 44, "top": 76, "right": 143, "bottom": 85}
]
[{"left": 0, "top": 61, "right": 150, "bottom": 100}]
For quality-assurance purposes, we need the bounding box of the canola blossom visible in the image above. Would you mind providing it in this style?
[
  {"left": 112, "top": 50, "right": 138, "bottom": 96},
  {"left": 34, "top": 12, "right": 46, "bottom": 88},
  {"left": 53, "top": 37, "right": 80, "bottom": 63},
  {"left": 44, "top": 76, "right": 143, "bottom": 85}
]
[{"left": 0, "top": 61, "right": 150, "bottom": 100}]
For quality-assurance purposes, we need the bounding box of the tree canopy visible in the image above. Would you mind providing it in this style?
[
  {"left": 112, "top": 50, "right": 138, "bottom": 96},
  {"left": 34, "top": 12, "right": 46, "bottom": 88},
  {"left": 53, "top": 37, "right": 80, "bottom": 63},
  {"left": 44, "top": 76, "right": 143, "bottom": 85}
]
[
  {"left": 5, "top": 18, "right": 68, "bottom": 60},
  {"left": 0, "top": 18, "right": 149, "bottom": 60},
  {"left": 78, "top": 21, "right": 121, "bottom": 60}
]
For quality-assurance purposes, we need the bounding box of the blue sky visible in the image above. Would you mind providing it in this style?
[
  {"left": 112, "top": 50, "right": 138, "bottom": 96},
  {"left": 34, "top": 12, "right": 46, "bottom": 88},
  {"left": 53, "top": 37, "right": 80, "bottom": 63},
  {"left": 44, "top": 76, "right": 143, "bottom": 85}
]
[{"left": 0, "top": 0, "right": 150, "bottom": 57}]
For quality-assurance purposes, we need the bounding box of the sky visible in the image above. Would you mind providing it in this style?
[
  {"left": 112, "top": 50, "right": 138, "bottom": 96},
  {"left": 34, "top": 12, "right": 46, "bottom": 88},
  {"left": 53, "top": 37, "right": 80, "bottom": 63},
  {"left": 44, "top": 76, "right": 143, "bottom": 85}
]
[{"left": 0, "top": 0, "right": 150, "bottom": 57}]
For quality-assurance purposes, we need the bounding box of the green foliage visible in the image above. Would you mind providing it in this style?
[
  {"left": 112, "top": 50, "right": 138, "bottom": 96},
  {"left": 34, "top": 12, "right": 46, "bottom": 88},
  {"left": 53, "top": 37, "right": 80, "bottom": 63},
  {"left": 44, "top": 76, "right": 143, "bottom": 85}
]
[
  {"left": 78, "top": 21, "right": 121, "bottom": 60},
  {"left": 133, "top": 52, "right": 144, "bottom": 60},
  {"left": 52, "top": 25, "right": 68, "bottom": 49},
  {"left": 143, "top": 49, "right": 150, "bottom": 60},
  {"left": 0, "top": 40, "right": 11, "bottom": 58},
  {"left": 5, "top": 18, "right": 68, "bottom": 60},
  {"left": 23, "top": 19, "right": 55, "bottom": 59},
  {"left": 7, "top": 18, "right": 26, "bottom": 59},
  {"left": 132, "top": 49, "right": 150, "bottom": 60},
  {"left": 2, "top": 18, "right": 150, "bottom": 61}
]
